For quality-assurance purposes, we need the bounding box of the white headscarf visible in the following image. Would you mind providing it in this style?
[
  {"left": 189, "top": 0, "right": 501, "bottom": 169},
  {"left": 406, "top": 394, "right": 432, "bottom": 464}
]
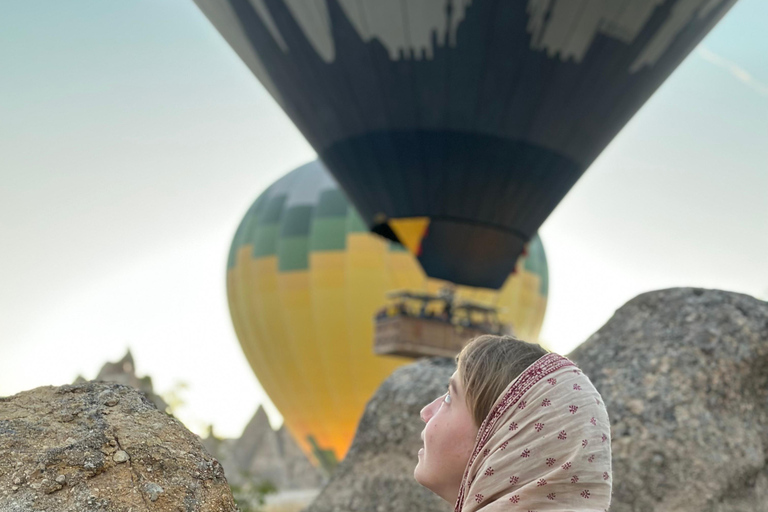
[{"left": 455, "top": 353, "right": 612, "bottom": 511}]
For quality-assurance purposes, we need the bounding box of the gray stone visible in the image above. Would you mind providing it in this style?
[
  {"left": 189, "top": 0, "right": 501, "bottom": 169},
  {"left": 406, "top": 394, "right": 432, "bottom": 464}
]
[
  {"left": 144, "top": 482, "right": 164, "bottom": 502},
  {"left": 569, "top": 288, "right": 768, "bottom": 512},
  {"left": 304, "top": 358, "right": 454, "bottom": 512},
  {"left": 0, "top": 382, "right": 236, "bottom": 511},
  {"left": 100, "top": 391, "right": 120, "bottom": 407},
  {"left": 201, "top": 406, "right": 324, "bottom": 491}
]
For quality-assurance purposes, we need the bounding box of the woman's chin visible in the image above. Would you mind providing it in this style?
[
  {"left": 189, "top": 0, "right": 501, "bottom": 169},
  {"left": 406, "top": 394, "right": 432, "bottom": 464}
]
[
  {"left": 413, "top": 469, "right": 452, "bottom": 505},
  {"left": 413, "top": 458, "right": 426, "bottom": 485}
]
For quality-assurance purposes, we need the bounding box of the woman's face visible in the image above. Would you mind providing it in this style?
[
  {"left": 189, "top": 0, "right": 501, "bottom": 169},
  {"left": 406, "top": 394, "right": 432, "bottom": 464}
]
[{"left": 414, "top": 370, "right": 479, "bottom": 504}]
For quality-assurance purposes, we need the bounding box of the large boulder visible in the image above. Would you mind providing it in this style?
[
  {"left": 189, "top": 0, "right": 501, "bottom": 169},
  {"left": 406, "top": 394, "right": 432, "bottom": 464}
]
[
  {"left": 304, "top": 357, "right": 454, "bottom": 512},
  {"left": 0, "top": 382, "right": 237, "bottom": 512},
  {"left": 569, "top": 288, "right": 768, "bottom": 512}
]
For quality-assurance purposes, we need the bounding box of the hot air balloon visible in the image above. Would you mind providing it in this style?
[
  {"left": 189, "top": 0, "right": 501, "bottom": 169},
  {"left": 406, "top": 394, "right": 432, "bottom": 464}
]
[
  {"left": 197, "top": 0, "right": 735, "bottom": 288},
  {"left": 227, "top": 160, "right": 548, "bottom": 468}
]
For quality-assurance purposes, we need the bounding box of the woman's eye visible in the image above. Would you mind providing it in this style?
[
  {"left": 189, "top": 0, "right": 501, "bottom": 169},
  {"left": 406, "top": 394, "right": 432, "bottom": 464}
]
[{"left": 443, "top": 393, "right": 452, "bottom": 404}]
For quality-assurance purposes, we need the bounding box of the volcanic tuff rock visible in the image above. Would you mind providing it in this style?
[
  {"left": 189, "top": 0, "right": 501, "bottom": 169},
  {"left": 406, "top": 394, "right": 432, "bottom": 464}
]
[
  {"left": 303, "top": 357, "right": 454, "bottom": 512},
  {"left": 569, "top": 288, "right": 768, "bottom": 512},
  {"left": 201, "top": 406, "right": 323, "bottom": 491},
  {"left": 77, "top": 350, "right": 321, "bottom": 493},
  {"left": 0, "top": 382, "right": 236, "bottom": 512},
  {"left": 75, "top": 349, "right": 169, "bottom": 412}
]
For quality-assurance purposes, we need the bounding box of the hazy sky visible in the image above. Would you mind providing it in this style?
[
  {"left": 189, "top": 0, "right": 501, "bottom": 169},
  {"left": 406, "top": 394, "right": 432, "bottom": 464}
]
[{"left": 1, "top": 0, "right": 766, "bottom": 438}]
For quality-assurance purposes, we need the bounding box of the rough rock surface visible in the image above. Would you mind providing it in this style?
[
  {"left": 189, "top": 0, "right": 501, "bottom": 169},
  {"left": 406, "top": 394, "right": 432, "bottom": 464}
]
[
  {"left": 569, "top": 288, "right": 768, "bottom": 512},
  {"left": 75, "top": 350, "right": 169, "bottom": 412},
  {"left": 304, "top": 358, "right": 454, "bottom": 512},
  {"left": 0, "top": 382, "right": 237, "bottom": 511},
  {"left": 202, "top": 406, "right": 323, "bottom": 490}
]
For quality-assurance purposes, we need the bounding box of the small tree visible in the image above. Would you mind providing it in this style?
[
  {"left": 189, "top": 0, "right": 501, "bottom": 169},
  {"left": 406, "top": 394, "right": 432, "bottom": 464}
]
[
  {"left": 230, "top": 477, "right": 277, "bottom": 512},
  {"left": 161, "top": 380, "right": 189, "bottom": 416}
]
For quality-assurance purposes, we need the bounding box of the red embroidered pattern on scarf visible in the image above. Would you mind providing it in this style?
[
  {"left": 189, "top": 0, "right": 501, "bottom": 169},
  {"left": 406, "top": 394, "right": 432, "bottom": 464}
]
[{"left": 454, "top": 353, "right": 575, "bottom": 512}]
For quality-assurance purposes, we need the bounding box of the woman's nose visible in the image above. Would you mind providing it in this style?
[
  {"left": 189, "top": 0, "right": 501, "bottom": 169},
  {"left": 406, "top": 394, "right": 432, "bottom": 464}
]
[
  {"left": 420, "top": 396, "right": 439, "bottom": 423},
  {"left": 420, "top": 404, "right": 430, "bottom": 423}
]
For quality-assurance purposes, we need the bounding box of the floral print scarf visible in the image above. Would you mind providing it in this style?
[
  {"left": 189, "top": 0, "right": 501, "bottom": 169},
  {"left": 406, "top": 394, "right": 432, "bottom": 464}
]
[{"left": 455, "top": 353, "right": 612, "bottom": 511}]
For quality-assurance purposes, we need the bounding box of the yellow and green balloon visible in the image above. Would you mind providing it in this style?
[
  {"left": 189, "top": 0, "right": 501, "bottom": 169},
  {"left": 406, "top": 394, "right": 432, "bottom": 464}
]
[{"left": 227, "top": 160, "right": 548, "bottom": 466}]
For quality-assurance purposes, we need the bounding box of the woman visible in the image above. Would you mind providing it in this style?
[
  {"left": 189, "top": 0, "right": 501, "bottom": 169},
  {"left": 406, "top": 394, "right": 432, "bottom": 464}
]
[{"left": 414, "top": 335, "right": 612, "bottom": 511}]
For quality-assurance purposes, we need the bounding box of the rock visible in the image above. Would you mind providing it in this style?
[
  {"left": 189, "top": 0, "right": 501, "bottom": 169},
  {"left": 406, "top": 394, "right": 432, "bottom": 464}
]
[
  {"left": 202, "top": 406, "right": 323, "bottom": 491},
  {"left": 83, "top": 350, "right": 169, "bottom": 412},
  {"left": 100, "top": 391, "right": 120, "bottom": 407},
  {"left": 569, "top": 288, "right": 768, "bottom": 512},
  {"left": 144, "top": 482, "right": 164, "bottom": 502},
  {"left": 275, "top": 423, "right": 325, "bottom": 488},
  {"left": 304, "top": 358, "right": 454, "bottom": 512},
  {"left": 0, "top": 382, "right": 237, "bottom": 511}
]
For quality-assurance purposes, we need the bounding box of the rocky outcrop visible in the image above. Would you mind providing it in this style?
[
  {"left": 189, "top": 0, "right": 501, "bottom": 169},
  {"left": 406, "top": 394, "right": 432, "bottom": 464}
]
[
  {"left": 202, "top": 406, "right": 323, "bottom": 491},
  {"left": 304, "top": 358, "right": 454, "bottom": 512},
  {"left": 275, "top": 424, "right": 324, "bottom": 489},
  {"left": 0, "top": 382, "right": 236, "bottom": 512},
  {"left": 569, "top": 288, "right": 768, "bottom": 512},
  {"left": 75, "top": 350, "right": 169, "bottom": 412},
  {"left": 77, "top": 351, "right": 322, "bottom": 494}
]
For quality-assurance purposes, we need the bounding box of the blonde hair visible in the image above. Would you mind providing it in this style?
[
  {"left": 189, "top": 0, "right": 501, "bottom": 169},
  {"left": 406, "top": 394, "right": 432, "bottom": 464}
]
[{"left": 456, "top": 335, "right": 549, "bottom": 427}]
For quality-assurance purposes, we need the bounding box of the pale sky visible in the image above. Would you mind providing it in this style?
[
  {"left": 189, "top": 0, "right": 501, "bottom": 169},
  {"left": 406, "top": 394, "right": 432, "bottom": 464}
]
[{"left": 1, "top": 0, "right": 766, "bottom": 438}]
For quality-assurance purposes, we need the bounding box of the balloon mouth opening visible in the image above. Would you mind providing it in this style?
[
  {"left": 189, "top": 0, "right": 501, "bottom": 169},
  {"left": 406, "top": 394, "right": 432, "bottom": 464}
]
[{"left": 371, "top": 222, "right": 401, "bottom": 244}]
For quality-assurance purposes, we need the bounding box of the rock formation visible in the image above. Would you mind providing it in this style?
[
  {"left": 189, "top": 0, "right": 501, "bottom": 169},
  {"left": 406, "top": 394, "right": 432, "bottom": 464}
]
[
  {"left": 304, "top": 357, "right": 454, "bottom": 512},
  {"left": 77, "top": 350, "right": 322, "bottom": 495},
  {"left": 570, "top": 288, "right": 768, "bottom": 512},
  {"left": 201, "top": 406, "right": 324, "bottom": 491},
  {"left": 75, "top": 350, "right": 169, "bottom": 412},
  {"left": 0, "top": 382, "right": 236, "bottom": 511}
]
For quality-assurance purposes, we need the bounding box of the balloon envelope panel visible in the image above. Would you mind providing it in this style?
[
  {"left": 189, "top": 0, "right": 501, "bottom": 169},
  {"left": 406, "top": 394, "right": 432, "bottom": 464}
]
[
  {"left": 199, "top": 0, "right": 735, "bottom": 288},
  {"left": 227, "top": 160, "right": 548, "bottom": 464}
]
